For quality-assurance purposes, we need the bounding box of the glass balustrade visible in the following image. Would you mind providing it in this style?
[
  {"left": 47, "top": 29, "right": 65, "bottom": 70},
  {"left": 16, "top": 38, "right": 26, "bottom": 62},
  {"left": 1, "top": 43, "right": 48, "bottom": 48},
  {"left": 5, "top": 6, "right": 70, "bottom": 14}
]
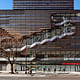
[
  {"left": 33, "top": 35, "right": 39, "bottom": 43},
  {"left": 61, "top": 28, "right": 64, "bottom": 34},
  {"left": 46, "top": 30, "right": 52, "bottom": 39},
  {"left": 55, "top": 28, "right": 62, "bottom": 35},
  {"left": 32, "top": 34, "right": 42, "bottom": 43},
  {"left": 27, "top": 37, "right": 33, "bottom": 45},
  {"left": 66, "top": 27, "right": 72, "bottom": 33},
  {"left": 51, "top": 29, "right": 56, "bottom": 37},
  {"left": 41, "top": 30, "right": 52, "bottom": 40},
  {"left": 32, "top": 35, "right": 36, "bottom": 43},
  {"left": 42, "top": 31, "right": 46, "bottom": 40},
  {"left": 26, "top": 19, "right": 73, "bottom": 46},
  {"left": 64, "top": 23, "right": 72, "bottom": 33},
  {"left": 36, "top": 34, "right": 43, "bottom": 42}
]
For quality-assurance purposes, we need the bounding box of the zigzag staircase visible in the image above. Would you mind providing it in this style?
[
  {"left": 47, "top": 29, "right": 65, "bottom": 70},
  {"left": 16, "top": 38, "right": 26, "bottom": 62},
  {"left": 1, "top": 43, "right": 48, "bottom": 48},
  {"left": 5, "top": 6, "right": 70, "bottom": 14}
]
[{"left": 5, "top": 19, "right": 75, "bottom": 52}]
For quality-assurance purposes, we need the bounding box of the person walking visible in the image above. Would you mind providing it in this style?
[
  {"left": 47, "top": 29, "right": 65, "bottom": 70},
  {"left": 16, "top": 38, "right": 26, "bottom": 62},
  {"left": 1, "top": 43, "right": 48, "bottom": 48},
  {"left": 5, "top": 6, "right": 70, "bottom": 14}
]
[{"left": 54, "top": 68, "right": 56, "bottom": 73}]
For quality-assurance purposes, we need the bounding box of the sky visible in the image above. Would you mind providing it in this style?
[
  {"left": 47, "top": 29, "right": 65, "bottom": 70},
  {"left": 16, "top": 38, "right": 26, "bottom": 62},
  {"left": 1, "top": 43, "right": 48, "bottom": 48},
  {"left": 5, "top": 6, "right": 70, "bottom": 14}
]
[{"left": 0, "top": 0, "right": 80, "bottom": 10}]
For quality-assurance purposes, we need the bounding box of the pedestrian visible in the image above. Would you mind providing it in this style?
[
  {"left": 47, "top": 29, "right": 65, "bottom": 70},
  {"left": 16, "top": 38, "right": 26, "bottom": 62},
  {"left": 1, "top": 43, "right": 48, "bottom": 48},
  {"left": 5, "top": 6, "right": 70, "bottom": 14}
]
[
  {"left": 54, "top": 68, "right": 56, "bottom": 73},
  {"left": 43, "top": 68, "right": 46, "bottom": 72},
  {"left": 63, "top": 68, "right": 65, "bottom": 72},
  {"left": 48, "top": 68, "right": 50, "bottom": 72},
  {"left": 30, "top": 69, "right": 33, "bottom": 76}
]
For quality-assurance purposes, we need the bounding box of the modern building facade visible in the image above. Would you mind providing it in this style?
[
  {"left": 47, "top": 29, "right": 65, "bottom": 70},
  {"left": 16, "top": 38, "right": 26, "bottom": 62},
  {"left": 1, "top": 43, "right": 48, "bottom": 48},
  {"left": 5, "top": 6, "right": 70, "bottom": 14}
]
[
  {"left": 13, "top": 0, "right": 74, "bottom": 10},
  {"left": 0, "top": 0, "right": 80, "bottom": 72}
]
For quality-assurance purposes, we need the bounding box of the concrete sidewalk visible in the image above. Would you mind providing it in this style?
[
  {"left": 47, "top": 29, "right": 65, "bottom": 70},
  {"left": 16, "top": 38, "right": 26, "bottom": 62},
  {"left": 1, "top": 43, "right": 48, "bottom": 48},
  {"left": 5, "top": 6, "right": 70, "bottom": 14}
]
[
  {"left": 0, "top": 71, "right": 46, "bottom": 77},
  {"left": 0, "top": 73, "right": 46, "bottom": 77},
  {"left": 0, "top": 71, "right": 80, "bottom": 77}
]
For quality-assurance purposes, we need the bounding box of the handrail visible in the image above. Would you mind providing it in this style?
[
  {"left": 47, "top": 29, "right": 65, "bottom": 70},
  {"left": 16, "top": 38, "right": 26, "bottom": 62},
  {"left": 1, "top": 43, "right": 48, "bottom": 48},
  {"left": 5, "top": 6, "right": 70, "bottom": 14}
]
[{"left": 54, "top": 20, "right": 69, "bottom": 26}]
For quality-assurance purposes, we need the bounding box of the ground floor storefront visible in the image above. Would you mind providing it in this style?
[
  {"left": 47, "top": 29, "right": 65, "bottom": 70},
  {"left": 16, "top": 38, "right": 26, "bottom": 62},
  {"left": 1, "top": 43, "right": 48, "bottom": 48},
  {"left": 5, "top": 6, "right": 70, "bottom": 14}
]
[
  {"left": 0, "top": 57, "right": 80, "bottom": 72},
  {"left": 0, "top": 64, "right": 80, "bottom": 72},
  {"left": 16, "top": 64, "right": 80, "bottom": 72}
]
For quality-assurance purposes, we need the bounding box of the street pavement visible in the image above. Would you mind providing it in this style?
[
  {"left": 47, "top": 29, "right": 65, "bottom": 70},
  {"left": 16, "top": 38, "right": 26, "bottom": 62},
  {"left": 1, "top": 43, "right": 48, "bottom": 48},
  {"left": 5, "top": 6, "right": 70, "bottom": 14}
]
[{"left": 0, "top": 73, "right": 80, "bottom": 80}]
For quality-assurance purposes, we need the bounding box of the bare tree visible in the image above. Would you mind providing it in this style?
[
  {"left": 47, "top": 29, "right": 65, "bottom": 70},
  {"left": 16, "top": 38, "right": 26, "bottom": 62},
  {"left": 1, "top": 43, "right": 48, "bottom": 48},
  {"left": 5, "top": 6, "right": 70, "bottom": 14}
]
[
  {"left": 1, "top": 39, "right": 15, "bottom": 73},
  {"left": 0, "top": 28, "right": 25, "bottom": 74}
]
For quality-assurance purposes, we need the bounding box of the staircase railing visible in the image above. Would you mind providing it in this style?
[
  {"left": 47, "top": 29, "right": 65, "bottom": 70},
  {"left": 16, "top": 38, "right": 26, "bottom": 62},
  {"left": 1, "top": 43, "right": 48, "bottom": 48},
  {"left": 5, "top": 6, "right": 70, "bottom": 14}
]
[{"left": 4, "top": 20, "right": 75, "bottom": 52}]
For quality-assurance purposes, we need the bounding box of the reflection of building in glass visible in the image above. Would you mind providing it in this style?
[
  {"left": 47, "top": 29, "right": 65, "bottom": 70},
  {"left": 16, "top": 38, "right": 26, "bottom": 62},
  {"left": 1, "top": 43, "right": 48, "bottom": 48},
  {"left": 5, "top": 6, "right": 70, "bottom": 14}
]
[{"left": 0, "top": 0, "right": 80, "bottom": 72}]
